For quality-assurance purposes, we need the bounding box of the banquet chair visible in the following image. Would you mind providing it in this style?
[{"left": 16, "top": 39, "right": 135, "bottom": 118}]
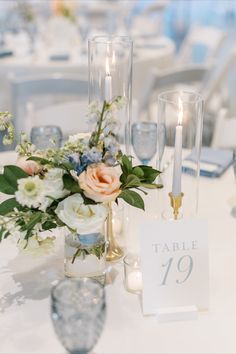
[
  {"left": 211, "top": 108, "right": 236, "bottom": 149},
  {"left": 139, "top": 65, "right": 209, "bottom": 119},
  {"left": 177, "top": 24, "right": 226, "bottom": 66},
  {"left": 25, "top": 100, "right": 89, "bottom": 138},
  {"left": 9, "top": 73, "right": 88, "bottom": 136}
]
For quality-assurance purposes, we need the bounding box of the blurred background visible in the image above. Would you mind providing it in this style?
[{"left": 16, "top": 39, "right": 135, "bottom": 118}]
[{"left": 1, "top": 0, "right": 236, "bottom": 151}]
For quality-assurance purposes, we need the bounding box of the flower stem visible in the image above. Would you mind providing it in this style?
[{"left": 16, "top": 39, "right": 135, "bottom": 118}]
[{"left": 95, "top": 101, "right": 106, "bottom": 146}]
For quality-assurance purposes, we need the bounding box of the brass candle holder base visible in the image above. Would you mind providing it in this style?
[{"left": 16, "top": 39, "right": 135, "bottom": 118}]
[
  {"left": 106, "top": 202, "right": 124, "bottom": 262},
  {"left": 169, "top": 192, "right": 184, "bottom": 220}
]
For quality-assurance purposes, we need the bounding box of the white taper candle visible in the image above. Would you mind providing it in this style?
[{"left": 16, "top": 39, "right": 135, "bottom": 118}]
[
  {"left": 104, "top": 57, "right": 112, "bottom": 101},
  {"left": 172, "top": 97, "right": 183, "bottom": 196}
]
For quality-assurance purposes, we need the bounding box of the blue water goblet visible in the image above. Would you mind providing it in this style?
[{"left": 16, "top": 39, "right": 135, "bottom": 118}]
[
  {"left": 51, "top": 278, "right": 106, "bottom": 354},
  {"left": 131, "top": 122, "right": 157, "bottom": 165},
  {"left": 30, "top": 125, "right": 62, "bottom": 150}
]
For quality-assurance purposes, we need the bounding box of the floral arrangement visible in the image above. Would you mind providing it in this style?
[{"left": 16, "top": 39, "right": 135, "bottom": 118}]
[
  {"left": 0, "top": 99, "right": 161, "bottom": 256},
  {"left": 52, "top": 0, "right": 76, "bottom": 21}
]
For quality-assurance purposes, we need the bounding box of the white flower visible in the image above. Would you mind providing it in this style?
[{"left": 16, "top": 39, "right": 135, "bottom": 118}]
[
  {"left": 15, "top": 176, "right": 45, "bottom": 208},
  {"left": 18, "top": 234, "right": 55, "bottom": 256},
  {"left": 39, "top": 168, "right": 69, "bottom": 212},
  {"left": 55, "top": 194, "right": 107, "bottom": 233},
  {"left": 68, "top": 133, "right": 90, "bottom": 144}
]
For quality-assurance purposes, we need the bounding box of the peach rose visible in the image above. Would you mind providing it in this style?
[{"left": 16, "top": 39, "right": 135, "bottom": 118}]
[
  {"left": 78, "top": 163, "right": 121, "bottom": 203},
  {"left": 17, "top": 156, "right": 42, "bottom": 176}
]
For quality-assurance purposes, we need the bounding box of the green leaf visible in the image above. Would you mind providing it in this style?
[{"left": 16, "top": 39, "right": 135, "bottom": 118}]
[
  {"left": 0, "top": 198, "right": 22, "bottom": 215},
  {"left": 133, "top": 166, "right": 144, "bottom": 178},
  {"left": 122, "top": 174, "right": 141, "bottom": 189},
  {"left": 140, "top": 183, "right": 163, "bottom": 189},
  {"left": 63, "top": 174, "right": 82, "bottom": 193},
  {"left": 59, "top": 162, "right": 74, "bottom": 171},
  {"left": 22, "top": 212, "right": 42, "bottom": 239},
  {"left": 138, "top": 165, "right": 160, "bottom": 183},
  {"left": 121, "top": 155, "right": 132, "bottom": 175},
  {"left": 119, "top": 190, "right": 145, "bottom": 210},
  {"left": 27, "top": 156, "right": 50, "bottom": 165},
  {"left": 4, "top": 165, "right": 28, "bottom": 180},
  {"left": 42, "top": 221, "right": 57, "bottom": 230},
  {"left": 82, "top": 194, "right": 97, "bottom": 205},
  {"left": 0, "top": 165, "right": 28, "bottom": 194},
  {"left": 0, "top": 175, "right": 16, "bottom": 194},
  {"left": 0, "top": 227, "right": 9, "bottom": 241}
]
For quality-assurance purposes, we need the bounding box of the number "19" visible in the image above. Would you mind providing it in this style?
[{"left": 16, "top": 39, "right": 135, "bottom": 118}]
[{"left": 160, "top": 255, "right": 193, "bottom": 286}]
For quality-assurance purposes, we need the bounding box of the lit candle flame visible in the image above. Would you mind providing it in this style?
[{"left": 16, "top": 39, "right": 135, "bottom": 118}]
[
  {"left": 178, "top": 96, "right": 183, "bottom": 125},
  {"left": 106, "top": 57, "right": 110, "bottom": 76}
]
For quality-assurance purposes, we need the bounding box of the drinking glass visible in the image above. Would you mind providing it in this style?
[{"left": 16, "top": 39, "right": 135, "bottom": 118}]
[
  {"left": 123, "top": 253, "right": 142, "bottom": 294},
  {"left": 231, "top": 149, "right": 236, "bottom": 217},
  {"left": 131, "top": 122, "right": 157, "bottom": 165},
  {"left": 30, "top": 125, "right": 62, "bottom": 150},
  {"left": 51, "top": 278, "right": 106, "bottom": 354}
]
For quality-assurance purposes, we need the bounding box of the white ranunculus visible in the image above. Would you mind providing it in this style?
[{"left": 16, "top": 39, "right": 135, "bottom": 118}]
[
  {"left": 55, "top": 194, "right": 107, "bottom": 233},
  {"left": 39, "top": 168, "right": 69, "bottom": 212},
  {"left": 15, "top": 176, "right": 45, "bottom": 208}
]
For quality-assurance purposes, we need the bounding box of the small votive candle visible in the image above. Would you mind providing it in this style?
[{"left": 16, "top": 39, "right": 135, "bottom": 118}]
[{"left": 123, "top": 253, "right": 143, "bottom": 294}]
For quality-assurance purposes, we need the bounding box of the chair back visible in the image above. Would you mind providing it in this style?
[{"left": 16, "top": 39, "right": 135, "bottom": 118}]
[
  {"left": 9, "top": 73, "right": 88, "bottom": 134},
  {"left": 139, "top": 65, "right": 209, "bottom": 115},
  {"left": 177, "top": 25, "right": 226, "bottom": 65},
  {"left": 211, "top": 108, "right": 236, "bottom": 149},
  {"left": 26, "top": 100, "right": 89, "bottom": 138}
]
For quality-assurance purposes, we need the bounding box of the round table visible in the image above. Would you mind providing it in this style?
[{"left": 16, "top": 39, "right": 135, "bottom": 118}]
[{"left": 0, "top": 150, "right": 235, "bottom": 353}]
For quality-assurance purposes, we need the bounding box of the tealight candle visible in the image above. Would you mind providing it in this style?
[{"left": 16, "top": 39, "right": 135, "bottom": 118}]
[
  {"left": 127, "top": 270, "right": 142, "bottom": 292},
  {"left": 123, "top": 253, "right": 143, "bottom": 294}
]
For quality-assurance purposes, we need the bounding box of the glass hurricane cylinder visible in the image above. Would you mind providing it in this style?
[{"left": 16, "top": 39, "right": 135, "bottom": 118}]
[
  {"left": 157, "top": 90, "right": 203, "bottom": 219},
  {"left": 88, "top": 35, "right": 133, "bottom": 154}
]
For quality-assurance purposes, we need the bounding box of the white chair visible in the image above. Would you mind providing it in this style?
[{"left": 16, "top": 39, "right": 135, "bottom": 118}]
[
  {"left": 211, "top": 108, "right": 236, "bottom": 149},
  {"left": 177, "top": 24, "right": 227, "bottom": 66},
  {"left": 26, "top": 100, "right": 89, "bottom": 138},
  {"left": 139, "top": 65, "right": 209, "bottom": 119},
  {"left": 9, "top": 73, "right": 88, "bottom": 135}
]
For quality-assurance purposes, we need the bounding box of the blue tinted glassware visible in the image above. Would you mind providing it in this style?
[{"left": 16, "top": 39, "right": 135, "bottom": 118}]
[
  {"left": 30, "top": 125, "right": 62, "bottom": 149},
  {"left": 131, "top": 122, "right": 157, "bottom": 165},
  {"left": 51, "top": 278, "right": 106, "bottom": 354}
]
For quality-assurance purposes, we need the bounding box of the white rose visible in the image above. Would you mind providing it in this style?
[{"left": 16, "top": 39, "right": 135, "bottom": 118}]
[{"left": 55, "top": 194, "right": 107, "bottom": 234}]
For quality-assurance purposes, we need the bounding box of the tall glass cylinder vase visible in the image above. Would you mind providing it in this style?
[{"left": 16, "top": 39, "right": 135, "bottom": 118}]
[
  {"left": 88, "top": 35, "right": 133, "bottom": 154},
  {"left": 157, "top": 90, "right": 204, "bottom": 219}
]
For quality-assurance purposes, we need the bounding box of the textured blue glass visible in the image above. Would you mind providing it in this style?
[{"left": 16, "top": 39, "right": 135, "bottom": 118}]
[{"left": 51, "top": 278, "right": 106, "bottom": 354}]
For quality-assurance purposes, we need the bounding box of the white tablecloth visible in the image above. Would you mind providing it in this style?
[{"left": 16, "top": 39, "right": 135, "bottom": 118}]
[{"left": 0, "top": 151, "right": 236, "bottom": 354}]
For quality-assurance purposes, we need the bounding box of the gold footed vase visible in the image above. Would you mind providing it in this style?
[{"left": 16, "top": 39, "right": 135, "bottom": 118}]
[{"left": 106, "top": 202, "right": 124, "bottom": 262}]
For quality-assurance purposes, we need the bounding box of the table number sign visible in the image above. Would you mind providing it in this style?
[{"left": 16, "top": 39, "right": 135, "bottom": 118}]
[{"left": 140, "top": 219, "right": 209, "bottom": 316}]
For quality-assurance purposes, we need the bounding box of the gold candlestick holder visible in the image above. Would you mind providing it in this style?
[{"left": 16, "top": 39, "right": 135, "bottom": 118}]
[
  {"left": 106, "top": 202, "right": 124, "bottom": 262},
  {"left": 168, "top": 192, "right": 184, "bottom": 220}
]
